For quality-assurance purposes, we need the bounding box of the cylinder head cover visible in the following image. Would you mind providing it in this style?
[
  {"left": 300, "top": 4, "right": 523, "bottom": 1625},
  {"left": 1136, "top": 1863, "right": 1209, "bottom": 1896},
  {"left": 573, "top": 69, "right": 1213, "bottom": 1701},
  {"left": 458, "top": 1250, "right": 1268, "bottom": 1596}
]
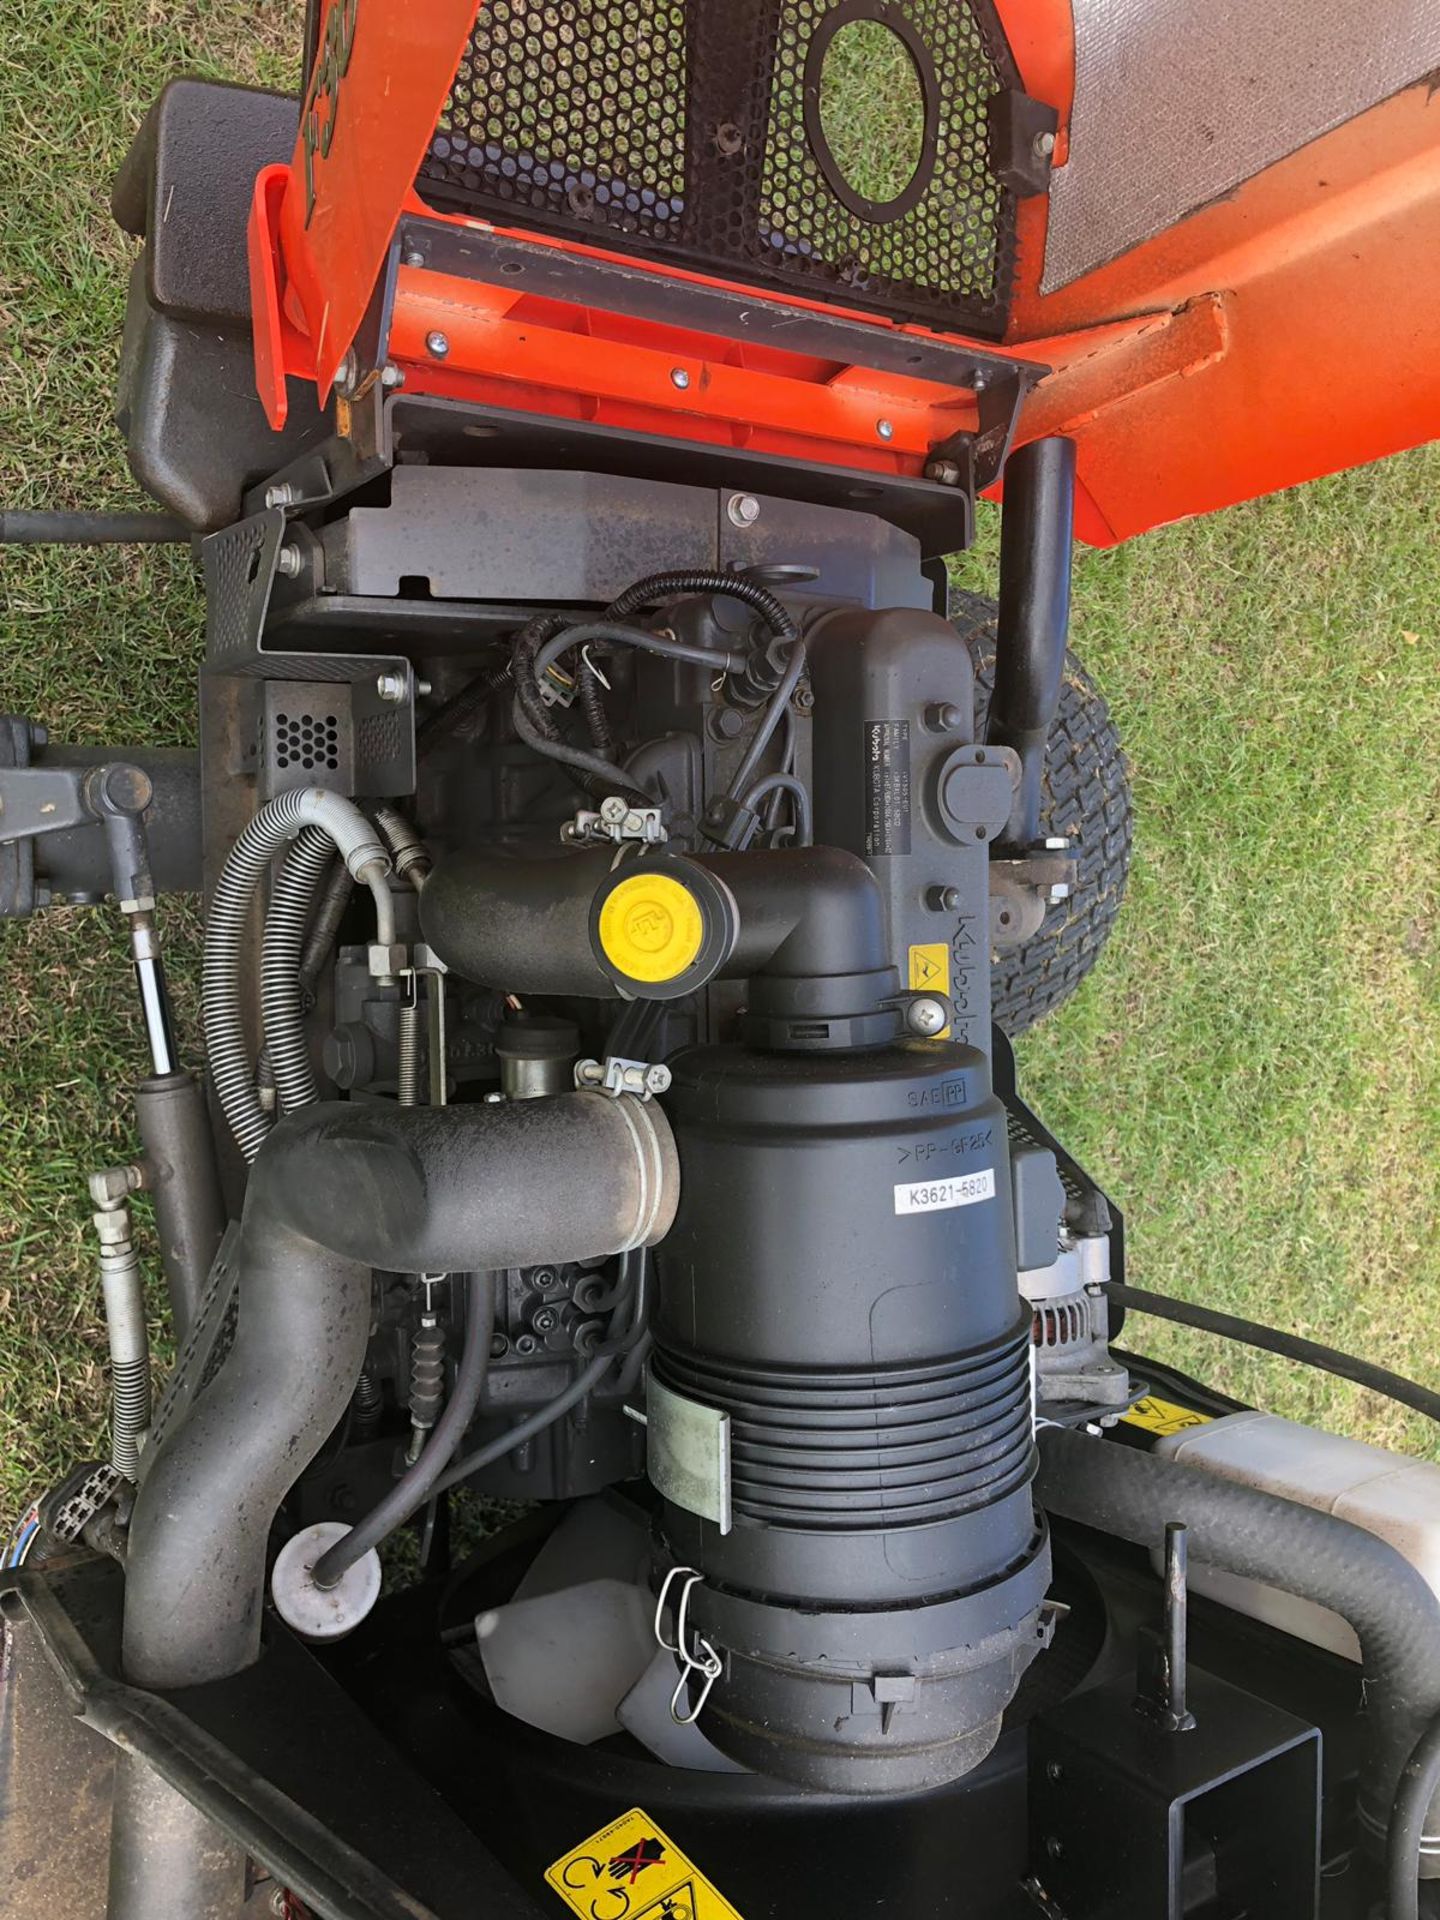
[{"left": 651, "top": 1039, "right": 1051, "bottom": 1793}]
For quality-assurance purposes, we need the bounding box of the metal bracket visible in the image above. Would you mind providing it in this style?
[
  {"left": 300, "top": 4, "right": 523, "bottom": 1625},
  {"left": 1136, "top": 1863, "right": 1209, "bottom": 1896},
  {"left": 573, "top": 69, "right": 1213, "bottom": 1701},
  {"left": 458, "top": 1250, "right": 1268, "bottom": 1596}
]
[
  {"left": 653, "top": 1566, "right": 723, "bottom": 1726},
  {"left": 575, "top": 1056, "right": 673, "bottom": 1100},
  {"left": 561, "top": 796, "right": 667, "bottom": 848}
]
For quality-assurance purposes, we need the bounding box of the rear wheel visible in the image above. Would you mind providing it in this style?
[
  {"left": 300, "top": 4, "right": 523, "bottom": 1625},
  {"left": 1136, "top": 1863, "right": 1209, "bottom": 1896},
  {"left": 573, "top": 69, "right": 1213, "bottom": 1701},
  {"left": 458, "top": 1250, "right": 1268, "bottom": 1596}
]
[{"left": 948, "top": 589, "right": 1133, "bottom": 1035}]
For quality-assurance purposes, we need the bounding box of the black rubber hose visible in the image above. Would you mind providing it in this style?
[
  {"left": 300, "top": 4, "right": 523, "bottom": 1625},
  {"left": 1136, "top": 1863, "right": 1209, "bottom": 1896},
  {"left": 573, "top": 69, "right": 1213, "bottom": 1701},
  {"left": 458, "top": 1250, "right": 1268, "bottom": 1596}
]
[
  {"left": 532, "top": 622, "right": 746, "bottom": 684},
  {"left": 0, "top": 509, "right": 189, "bottom": 545},
  {"left": 123, "top": 1095, "right": 679, "bottom": 1690},
  {"left": 578, "top": 657, "right": 614, "bottom": 756},
  {"left": 1108, "top": 1280, "right": 1440, "bottom": 1427},
  {"left": 1391, "top": 1713, "right": 1440, "bottom": 1920},
  {"left": 1036, "top": 1425, "right": 1440, "bottom": 1854},
  {"left": 512, "top": 615, "right": 653, "bottom": 807},
  {"left": 739, "top": 772, "right": 813, "bottom": 846},
  {"left": 432, "top": 1351, "right": 613, "bottom": 1496},
  {"left": 313, "top": 1276, "right": 497, "bottom": 1587},
  {"left": 604, "top": 568, "right": 797, "bottom": 643}
]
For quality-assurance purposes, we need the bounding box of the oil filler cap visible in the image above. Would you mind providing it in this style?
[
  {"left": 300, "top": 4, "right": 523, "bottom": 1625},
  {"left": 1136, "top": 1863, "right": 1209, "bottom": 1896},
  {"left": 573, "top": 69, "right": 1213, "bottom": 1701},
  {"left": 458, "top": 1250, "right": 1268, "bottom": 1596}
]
[{"left": 591, "top": 859, "right": 735, "bottom": 1000}]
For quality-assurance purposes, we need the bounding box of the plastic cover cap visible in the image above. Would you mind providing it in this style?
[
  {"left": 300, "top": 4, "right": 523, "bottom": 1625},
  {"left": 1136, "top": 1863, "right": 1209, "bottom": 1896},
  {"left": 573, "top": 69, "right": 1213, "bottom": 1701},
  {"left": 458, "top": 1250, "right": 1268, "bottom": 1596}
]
[{"left": 270, "top": 1520, "right": 381, "bottom": 1643}]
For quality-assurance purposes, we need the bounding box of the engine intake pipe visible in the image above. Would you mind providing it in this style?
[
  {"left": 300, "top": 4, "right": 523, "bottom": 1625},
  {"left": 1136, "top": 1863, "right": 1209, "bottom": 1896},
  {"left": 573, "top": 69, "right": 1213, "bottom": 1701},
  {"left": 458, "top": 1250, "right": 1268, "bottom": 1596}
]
[
  {"left": 123, "top": 1091, "right": 677, "bottom": 1692},
  {"left": 419, "top": 844, "right": 903, "bottom": 1050}
]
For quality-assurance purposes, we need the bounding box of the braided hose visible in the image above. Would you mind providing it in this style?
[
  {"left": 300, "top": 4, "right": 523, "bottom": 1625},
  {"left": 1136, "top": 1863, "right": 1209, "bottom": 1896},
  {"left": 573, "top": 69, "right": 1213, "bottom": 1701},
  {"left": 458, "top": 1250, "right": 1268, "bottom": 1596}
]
[
  {"left": 203, "top": 788, "right": 390, "bottom": 1162},
  {"left": 261, "top": 826, "right": 336, "bottom": 1117}
]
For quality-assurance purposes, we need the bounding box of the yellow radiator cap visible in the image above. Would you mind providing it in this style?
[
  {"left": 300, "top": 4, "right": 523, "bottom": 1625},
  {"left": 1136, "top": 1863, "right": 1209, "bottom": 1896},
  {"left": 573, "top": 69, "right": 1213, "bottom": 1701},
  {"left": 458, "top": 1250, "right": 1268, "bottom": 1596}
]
[{"left": 597, "top": 870, "right": 706, "bottom": 983}]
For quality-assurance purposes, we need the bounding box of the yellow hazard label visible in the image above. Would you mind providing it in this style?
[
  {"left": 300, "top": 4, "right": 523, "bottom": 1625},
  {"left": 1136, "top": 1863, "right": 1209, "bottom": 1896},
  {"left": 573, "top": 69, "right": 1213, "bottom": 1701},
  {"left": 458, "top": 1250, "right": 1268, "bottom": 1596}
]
[
  {"left": 908, "top": 941, "right": 951, "bottom": 1036},
  {"left": 546, "top": 1808, "right": 746, "bottom": 1920},
  {"left": 1122, "top": 1394, "right": 1213, "bottom": 1437}
]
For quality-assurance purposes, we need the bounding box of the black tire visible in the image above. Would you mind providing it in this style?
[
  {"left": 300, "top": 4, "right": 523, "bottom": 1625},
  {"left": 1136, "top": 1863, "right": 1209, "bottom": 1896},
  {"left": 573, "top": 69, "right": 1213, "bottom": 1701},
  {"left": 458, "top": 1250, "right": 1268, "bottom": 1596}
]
[{"left": 947, "top": 588, "right": 1133, "bottom": 1035}]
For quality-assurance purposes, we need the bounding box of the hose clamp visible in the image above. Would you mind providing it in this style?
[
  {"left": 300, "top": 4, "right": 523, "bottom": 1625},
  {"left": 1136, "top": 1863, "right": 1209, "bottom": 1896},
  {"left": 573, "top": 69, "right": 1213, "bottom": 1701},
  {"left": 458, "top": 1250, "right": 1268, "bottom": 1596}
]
[{"left": 654, "top": 1565, "right": 723, "bottom": 1726}]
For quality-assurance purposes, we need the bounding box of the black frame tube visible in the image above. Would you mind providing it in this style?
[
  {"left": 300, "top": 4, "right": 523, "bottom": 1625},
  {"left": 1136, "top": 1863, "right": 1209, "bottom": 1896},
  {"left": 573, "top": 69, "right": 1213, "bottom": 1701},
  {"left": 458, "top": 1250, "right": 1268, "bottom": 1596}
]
[{"left": 987, "top": 436, "right": 1076, "bottom": 849}]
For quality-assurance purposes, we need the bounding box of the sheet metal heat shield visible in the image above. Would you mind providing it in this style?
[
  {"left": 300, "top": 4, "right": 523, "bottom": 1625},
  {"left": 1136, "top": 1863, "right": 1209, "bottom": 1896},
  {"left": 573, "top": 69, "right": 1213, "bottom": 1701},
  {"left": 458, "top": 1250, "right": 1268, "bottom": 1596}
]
[{"left": 1044, "top": 0, "right": 1440, "bottom": 292}]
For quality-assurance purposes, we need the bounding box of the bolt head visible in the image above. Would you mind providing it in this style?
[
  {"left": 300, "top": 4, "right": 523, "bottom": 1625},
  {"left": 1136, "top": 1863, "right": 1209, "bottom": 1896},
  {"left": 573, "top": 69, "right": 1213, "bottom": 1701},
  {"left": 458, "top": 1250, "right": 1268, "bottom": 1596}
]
[
  {"left": 380, "top": 362, "right": 405, "bottom": 389},
  {"left": 727, "top": 492, "right": 761, "bottom": 528},
  {"left": 670, "top": 366, "right": 691, "bottom": 390},
  {"left": 264, "top": 483, "right": 295, "bottom": 510},
  {"left": 425, "top": 330, "right": 450, "bottom": 359},
  {"left": 905, "top": 996, "right": 949, "bottom": 1037},
  {"left": 926, "top": 885, "right": 962, "bottom": 913},
  {"left": 925, "top": 459, "right": 962, "bottom": 487},
  {"left": 599, "top": 795, "right": 630, "bottom": 824},
  {"left": 375, "top": 670, "right": 407, "bottom": 704},
  {"left": 404, "top": 248, "right": 426, "bottom": 269},
  {"left": 276, "top": 543, "right": 303, "bottom": 578},
  {"left": 1033, "top": 129, "right": 1057, "bottom": 159},
  {"left": 876, "top": 418, "right": 895, "bottom": 440}
]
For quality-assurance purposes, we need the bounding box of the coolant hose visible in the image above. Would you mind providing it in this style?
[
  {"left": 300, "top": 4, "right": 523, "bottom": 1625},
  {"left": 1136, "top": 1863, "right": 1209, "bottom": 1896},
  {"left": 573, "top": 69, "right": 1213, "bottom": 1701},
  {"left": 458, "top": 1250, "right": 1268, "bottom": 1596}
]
[
  {"left": 312, "top": 1273, "right": 497, "bottom": 1587},
  {"left": 122, "top": 1090, "right": 678, "bottom": 1691},
  {"left": 202, "top": 788, "right": 392, "bottom": 1161},
  {"left": 1036, "top": 1426, "right": 1440, "bottom": 1866}
]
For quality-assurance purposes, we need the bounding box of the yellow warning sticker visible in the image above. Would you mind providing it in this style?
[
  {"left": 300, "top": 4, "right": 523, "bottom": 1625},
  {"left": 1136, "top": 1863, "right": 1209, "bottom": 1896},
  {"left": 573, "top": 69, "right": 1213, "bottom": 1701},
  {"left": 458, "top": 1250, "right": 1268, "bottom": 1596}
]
[
  {"left": 1122, "top": 1394, "right": 1213, "bottom": 1437},
  {"left": 908, "top": 941, "right": 952, "bottom": 1036},
  {"left": 546, "top": 1809, "right": 745, "bottom": 1920}
]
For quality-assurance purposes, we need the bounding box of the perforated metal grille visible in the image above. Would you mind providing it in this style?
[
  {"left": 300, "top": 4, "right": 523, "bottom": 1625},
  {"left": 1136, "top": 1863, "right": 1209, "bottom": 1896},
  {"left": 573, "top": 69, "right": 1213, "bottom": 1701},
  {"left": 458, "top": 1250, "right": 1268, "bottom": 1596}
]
[
  {"left": 417, "top": 0, "right": 1018, "bottom": 336},
  {"left": 274, "top": 710, "right": 340, "bottom": 773}
]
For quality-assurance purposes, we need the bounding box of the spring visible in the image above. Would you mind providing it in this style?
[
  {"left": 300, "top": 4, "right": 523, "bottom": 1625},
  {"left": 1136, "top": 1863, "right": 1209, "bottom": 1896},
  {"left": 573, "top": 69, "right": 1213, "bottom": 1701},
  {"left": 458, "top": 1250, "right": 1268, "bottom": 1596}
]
[
  {"left": 351, "top": 1368, "right": 384, "bottom": 1440},
  {"left": 397, "top": 1000, "right": 424, "bottom": 1107},
  {"left": 409, "top": 1320, "right": 447, "bottom": 1431}
]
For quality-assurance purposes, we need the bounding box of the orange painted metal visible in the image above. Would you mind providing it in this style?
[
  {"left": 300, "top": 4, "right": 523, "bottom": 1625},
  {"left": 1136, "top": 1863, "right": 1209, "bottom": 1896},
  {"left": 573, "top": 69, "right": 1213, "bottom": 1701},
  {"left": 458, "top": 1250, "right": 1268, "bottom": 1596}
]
[
  {"left": 250, "top": 0, "right": 1440, "bottom": 548},
  {"left": 280, "top": 0, "right": 480, "bottom": 397}
]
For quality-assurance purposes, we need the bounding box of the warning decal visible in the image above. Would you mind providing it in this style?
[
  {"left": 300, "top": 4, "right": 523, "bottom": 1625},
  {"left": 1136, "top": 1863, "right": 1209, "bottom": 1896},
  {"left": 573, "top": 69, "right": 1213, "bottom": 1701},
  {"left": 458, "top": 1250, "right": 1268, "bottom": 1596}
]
[
  {"left": 908, "top": 941, "right": 953, "bottom": 1037},
  {"left": 546, "top": 1809, "right": 745, "bottom": 1920},
  {"left": 1122, "top": 1394, "right": 1213, "bottom": 1437}
]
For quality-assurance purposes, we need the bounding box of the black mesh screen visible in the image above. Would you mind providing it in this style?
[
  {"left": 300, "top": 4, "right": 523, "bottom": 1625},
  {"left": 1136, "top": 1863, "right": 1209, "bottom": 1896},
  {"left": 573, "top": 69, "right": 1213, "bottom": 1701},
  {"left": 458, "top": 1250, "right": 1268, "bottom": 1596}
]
[{"left": 417, "top": 0, "right": 1019, "bottom": 337}]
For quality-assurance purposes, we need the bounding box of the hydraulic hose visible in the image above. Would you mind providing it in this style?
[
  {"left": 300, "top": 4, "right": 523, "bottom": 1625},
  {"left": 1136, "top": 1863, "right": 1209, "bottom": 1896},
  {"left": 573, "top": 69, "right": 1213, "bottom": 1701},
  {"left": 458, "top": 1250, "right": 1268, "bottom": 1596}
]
[
  {"left": 1036, "top": 1425, "right": 1440, "bottom": 1862},
  {"left": 122, "top": 1092, "right": 678, "bottom": 1690},
  {"left": 313, "top": 1274, "right": 497, "bottom": 1587},
  {"left": 202, "top": 788, "right": 391, "bottom": 1161}
]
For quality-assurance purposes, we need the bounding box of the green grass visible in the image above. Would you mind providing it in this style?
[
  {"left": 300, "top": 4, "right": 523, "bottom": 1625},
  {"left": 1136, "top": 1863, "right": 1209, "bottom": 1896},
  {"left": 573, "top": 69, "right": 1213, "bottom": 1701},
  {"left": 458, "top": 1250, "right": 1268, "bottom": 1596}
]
[{"left": 2, "top": 3, "right": 1440, "bottom": 1515}]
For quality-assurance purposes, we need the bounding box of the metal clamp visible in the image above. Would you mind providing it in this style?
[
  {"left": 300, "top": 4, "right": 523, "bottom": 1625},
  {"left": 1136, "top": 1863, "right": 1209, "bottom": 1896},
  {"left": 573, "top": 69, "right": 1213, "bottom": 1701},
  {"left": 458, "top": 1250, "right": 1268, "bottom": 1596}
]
[
  {"left": 575, "top": 1056, "right": 672, "bottom": 1100},
  {"left": 654, "top": 1565, "right": 723, "bottom": 1726},
  {"left": 561, "top": 795, "right": 667, "bottom": 848}
]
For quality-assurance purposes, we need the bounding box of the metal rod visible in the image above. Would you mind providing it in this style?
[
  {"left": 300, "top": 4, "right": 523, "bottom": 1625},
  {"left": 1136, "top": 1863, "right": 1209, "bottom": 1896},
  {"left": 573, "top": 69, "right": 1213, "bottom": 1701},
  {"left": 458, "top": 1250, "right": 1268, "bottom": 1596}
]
[
  {"left": 129, "top": 916, "right": 178, "bottom": 1079},
  {"left": 1164, "top": 1520, "right": 1196, "bottom": 1732},
  {"left": 0, "top": 509, "right": 189, "bottom": 546}
]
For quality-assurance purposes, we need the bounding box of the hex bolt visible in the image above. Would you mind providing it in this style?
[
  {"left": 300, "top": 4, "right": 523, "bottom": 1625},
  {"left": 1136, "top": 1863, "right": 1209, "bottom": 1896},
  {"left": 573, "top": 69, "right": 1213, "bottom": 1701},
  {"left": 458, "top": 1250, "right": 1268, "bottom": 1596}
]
[
  {"left": 380, "top": 362, "right": 405, "bottom": 390},
  {"left": 792, "top": 685, "right": 816, "bottom": 714},
  {"left": 876, "top": 418, "right": 895, "bottom": 440},
  {"left": 727, "top": 493, "right": 761, "bottom": 528},
  {"left": 531, "top": 1306, "right": 559, "bottom": 1335},
  {"left": 708, "top": 706, "right": 745, "bottom": 741},
  {"left": 264, "top": 483, "right": 297, "bottom": 509},
  {"left": 926, "top": 885, "right": 962, "bottom": 913},
  {"left": 1033, "top": 129, "right": 1058, "bottom": 159},
  {"left": 926, "top": 459, "right": 963, "bottom": 487},
  {"left": 924, "top": 701, "right": 964, "bottom": 733},
  {"left": 275, "top": 544, "right": 303, "bottom": 579},
  {"left": 334, "top": 348, "right": 360, "bottom": 397},
  {"left": 404, "top": 248, "right": 426, "bottom": 269},
  {"left": 426, "top": 330, "right": 450, "bottom": 359},
  {"left": 670, "top": 367, "right": 691, "bottom": 390},
  {"left": 375, "top": 670, "right": 407, "bottom": 704}
]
